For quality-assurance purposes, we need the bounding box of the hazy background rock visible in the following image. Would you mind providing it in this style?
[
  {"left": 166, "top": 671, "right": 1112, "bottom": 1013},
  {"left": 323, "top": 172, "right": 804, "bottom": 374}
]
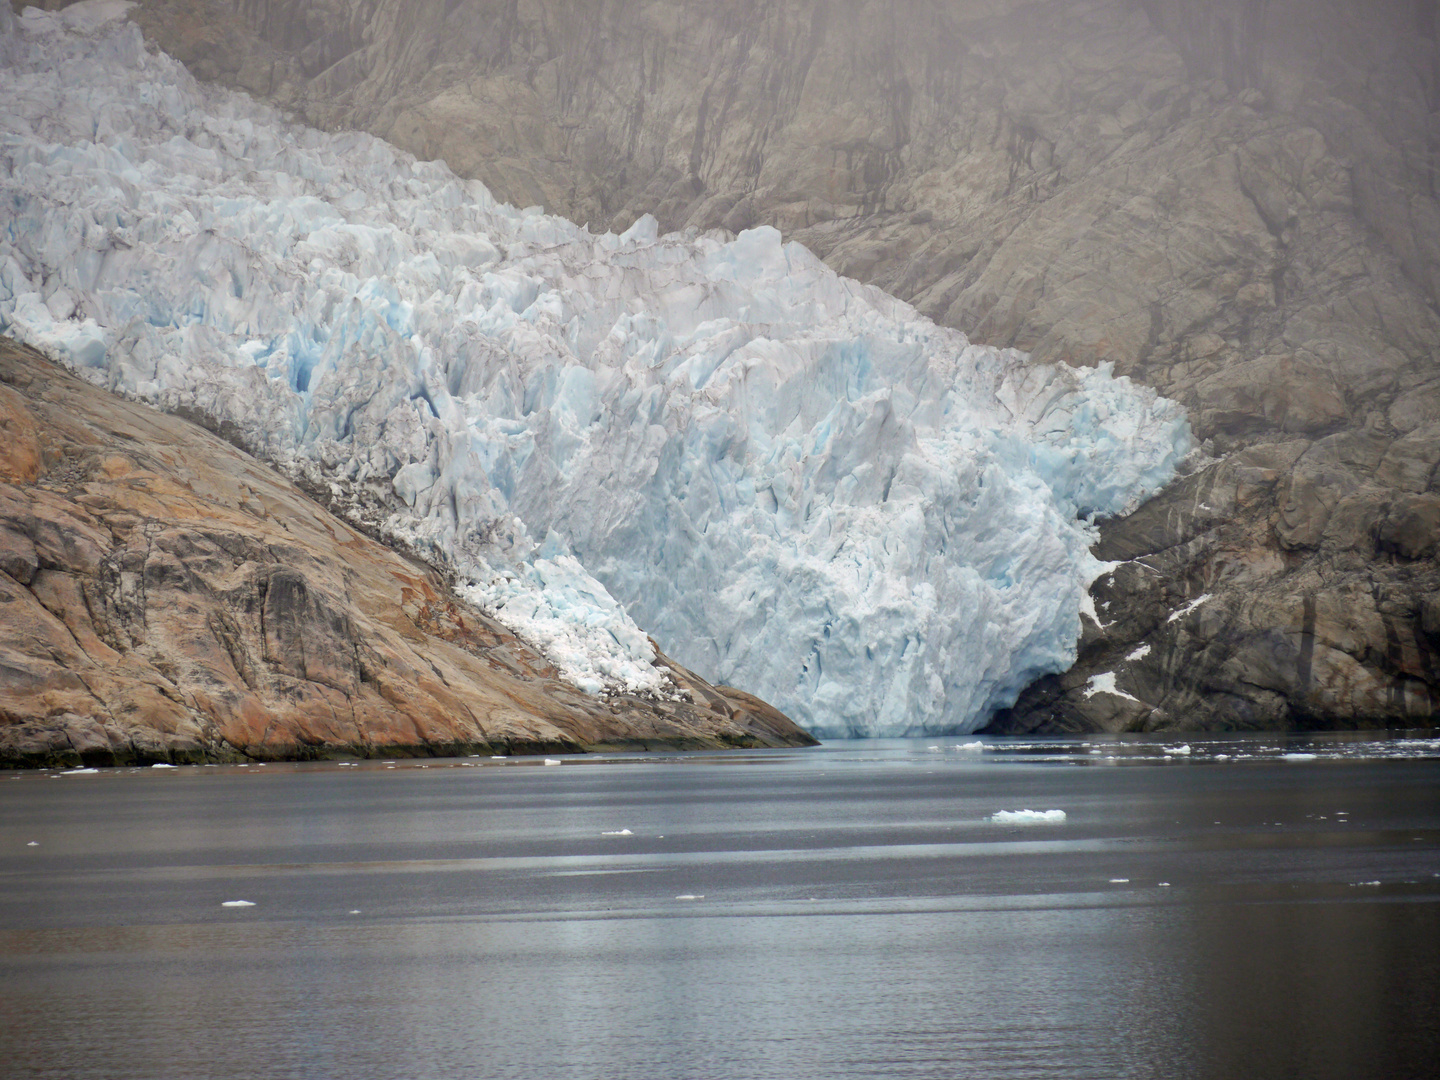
[{"left": 16, "top": 0, "right": 1440, "bottom": 730}]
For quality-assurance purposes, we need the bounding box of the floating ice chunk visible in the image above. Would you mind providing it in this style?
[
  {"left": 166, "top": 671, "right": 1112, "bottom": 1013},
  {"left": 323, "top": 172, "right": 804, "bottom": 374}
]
[
  {"left": 955, "top": 741, "right": 985, "bottom": 751},
  {"left": 1162, "top": 744, "right": 1192, "bottom": 755},
  {"left": 601, "top": 829, "right": 633, "bottom": 836},
  {"left": 1351, "top": 881, "right": 1381, "bottom": 887},
  {"left": 1167, "top": 593, "right": 1212, "bottom": 624},
  {"left": 220, "top": 900, "right": 255, "bottom": 907},
  {"left": 1158, "top": 882, "right": 1171, "bottom": 887},
  {"left": 1109, "top": 878, "right": 1130, "bottom": 883},
  {"left": 26, "top": 841, "right": 38, "bottom": 847},
  {"left": 62, "top": 768, "right": 97, "bottom": 775},
  {"left": 542, "top": 758, "right": 562, "bottom": 766},
  {"left": 674, "top": 894, "right": 705, "bottom": 900},
  {"left": 1282, "top": 753, "right": 1316, "bottom": 761},
  {"left": 348, "top": 909, "right": 361, "bottom": 915},
  {"left": 990, "top": 809, "right": 1067, "bottom": 824},
  {"left": 151, "top": 763, "right": 178, "bottom": 769}
]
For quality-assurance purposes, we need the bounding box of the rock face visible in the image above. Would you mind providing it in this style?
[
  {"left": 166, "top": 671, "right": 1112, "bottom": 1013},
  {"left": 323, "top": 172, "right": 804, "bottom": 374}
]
[
  {"left": 0, "top": 337, "right": 814, "bottom": 767},
  {"left": 20, "top": 0, "right": 1440, "bottom": 730}
]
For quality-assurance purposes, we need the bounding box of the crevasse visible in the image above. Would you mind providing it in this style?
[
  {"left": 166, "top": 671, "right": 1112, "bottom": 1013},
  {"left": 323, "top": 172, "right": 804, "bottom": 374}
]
[{"left": 0, "top": 2, "right": 1192, "bottom": 735}]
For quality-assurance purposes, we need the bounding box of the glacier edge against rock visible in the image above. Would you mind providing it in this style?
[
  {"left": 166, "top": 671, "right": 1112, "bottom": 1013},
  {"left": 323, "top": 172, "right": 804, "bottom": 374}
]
[{"left": 0, "top": 5, "right": 1192, "bottom": 736}]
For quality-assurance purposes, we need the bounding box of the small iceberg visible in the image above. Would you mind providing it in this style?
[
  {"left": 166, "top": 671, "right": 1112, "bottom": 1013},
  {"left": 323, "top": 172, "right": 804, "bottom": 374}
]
[
  {"left": 220, "top": 900, "right": 256, "bottom": 908},
  {"left": 990, "top": 809, "right": 1067, "bottom": 824},
  {"left": 674, "top": 894, "right": 705, "bottom": 901},
  {"left": 151, "top": 763, "right": 178, "bottom": 769},
  {"left": 1282, "top": 753, "right": 1317, "bottom": 761},
  {"left": 62, "top": 768, "right": 98, "bottom": 775},
  {"left": 542, "top": 758, "right": 562, "bottom": 766},
  {"left": 601, "top": 829, "right": 634, "bottom": 836},
  {"left": 1162, "top": 744, "right": 1192, "bottom": 756}
]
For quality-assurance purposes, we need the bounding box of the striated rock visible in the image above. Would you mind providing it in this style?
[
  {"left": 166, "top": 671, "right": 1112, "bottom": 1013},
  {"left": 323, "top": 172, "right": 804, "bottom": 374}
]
[
  {"left": 0, "top": 337, "right": 814, "bottom": 767},
  {"left": 18, "top": 0, "right": 1440, "bottom": 730}
]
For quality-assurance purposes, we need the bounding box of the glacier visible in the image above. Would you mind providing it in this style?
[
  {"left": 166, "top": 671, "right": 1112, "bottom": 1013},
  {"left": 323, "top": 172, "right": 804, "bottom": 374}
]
[{"left": 0, "top": 2, "right": 1192, "bottom": 736}]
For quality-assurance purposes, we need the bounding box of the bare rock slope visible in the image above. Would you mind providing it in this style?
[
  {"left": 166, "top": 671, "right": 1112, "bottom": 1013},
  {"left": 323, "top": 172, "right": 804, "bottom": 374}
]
[
  {"left": 0, "top": 338, "right": 814, "bottom": 767},
  {"left": 22, "top": 0, "right": 1440, "bottom": 730}
]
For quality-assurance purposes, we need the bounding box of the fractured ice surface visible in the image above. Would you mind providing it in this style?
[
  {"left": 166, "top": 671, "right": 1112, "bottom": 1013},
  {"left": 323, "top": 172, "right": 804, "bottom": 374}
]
[{"left": 0, "top": 5, "right": 1192, "bottom": 734}]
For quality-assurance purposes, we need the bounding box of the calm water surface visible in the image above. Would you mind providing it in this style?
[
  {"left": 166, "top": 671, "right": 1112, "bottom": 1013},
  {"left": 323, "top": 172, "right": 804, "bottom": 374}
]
[{"left": 1, "top": 733, "right": 1438, "bottom": 1080}]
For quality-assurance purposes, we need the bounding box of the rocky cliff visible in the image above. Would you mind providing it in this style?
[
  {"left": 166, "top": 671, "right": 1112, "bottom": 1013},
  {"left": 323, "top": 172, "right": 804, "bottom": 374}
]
[
  {"left": 18, "top": 0, "right": 1440, "bottom": 731},
  {"left": 0, "top": 337, "right": 814, "bottom": 767}
]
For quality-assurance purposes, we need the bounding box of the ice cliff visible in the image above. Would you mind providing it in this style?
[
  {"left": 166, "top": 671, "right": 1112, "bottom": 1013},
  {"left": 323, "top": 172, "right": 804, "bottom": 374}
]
[{"left": 0, "top": 2, "right": 1192, "bottom": 736}]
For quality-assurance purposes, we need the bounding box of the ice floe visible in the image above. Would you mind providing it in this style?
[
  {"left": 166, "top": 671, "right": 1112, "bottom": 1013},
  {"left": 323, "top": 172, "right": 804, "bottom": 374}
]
[{"left": 990, "top": 809, "right": 1067, "bottom": 824}]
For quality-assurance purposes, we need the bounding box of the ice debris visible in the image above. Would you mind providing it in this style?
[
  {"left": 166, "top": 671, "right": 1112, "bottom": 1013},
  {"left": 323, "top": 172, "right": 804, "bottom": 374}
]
[
  {"left": 990, "top": 809, "right": 1067, "bottom": 824},
  {"left": 220, "top": 900, "right": 255, "bottom": 907},
  {"left": 0, "top": 9, "right": 1192, "bottom": 734}
]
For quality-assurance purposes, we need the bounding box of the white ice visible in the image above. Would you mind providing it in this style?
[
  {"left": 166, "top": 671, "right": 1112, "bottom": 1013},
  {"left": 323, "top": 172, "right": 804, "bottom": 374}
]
[
  {"left": 1083, "top": 671, "right": 1140, "bottom": 703},
  {"left": 0, "top": 8, "right": 1192, "bottom": 735},
  {"left": 990, "top": 809, "right": 1067, "bottom": 824},
  {"left": 601, "top": 829, "right": 634, "bottom": 836},
  {"left": 1167, "top": 593, "right": 1213, "bottom": 624},
  {"left": 220, "top": 900, "right": 255, "bottom": 907}
]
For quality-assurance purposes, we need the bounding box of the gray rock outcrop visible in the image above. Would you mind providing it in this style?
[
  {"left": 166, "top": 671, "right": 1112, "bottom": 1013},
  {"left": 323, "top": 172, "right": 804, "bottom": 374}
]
[{"left": 17, "top": 0, "right": 1440, "bottom": 730}]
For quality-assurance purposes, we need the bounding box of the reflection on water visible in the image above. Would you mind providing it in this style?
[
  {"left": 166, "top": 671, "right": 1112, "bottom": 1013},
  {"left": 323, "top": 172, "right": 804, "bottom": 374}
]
[{"left": 1, "top": 735, "right": 1437, "bottom": 1079}]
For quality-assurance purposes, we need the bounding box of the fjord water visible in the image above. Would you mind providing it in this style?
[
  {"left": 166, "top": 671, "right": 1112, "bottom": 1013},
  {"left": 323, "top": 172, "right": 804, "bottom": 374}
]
[{"left": 2, "top": 737, "right": 1437, "bottom": 1080}]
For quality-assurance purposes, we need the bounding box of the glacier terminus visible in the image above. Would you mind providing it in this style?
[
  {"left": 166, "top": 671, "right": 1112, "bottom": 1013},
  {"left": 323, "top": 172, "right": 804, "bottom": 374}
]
[{"left": 0, "top": 2, "right": 1192, "bottom": 736}]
